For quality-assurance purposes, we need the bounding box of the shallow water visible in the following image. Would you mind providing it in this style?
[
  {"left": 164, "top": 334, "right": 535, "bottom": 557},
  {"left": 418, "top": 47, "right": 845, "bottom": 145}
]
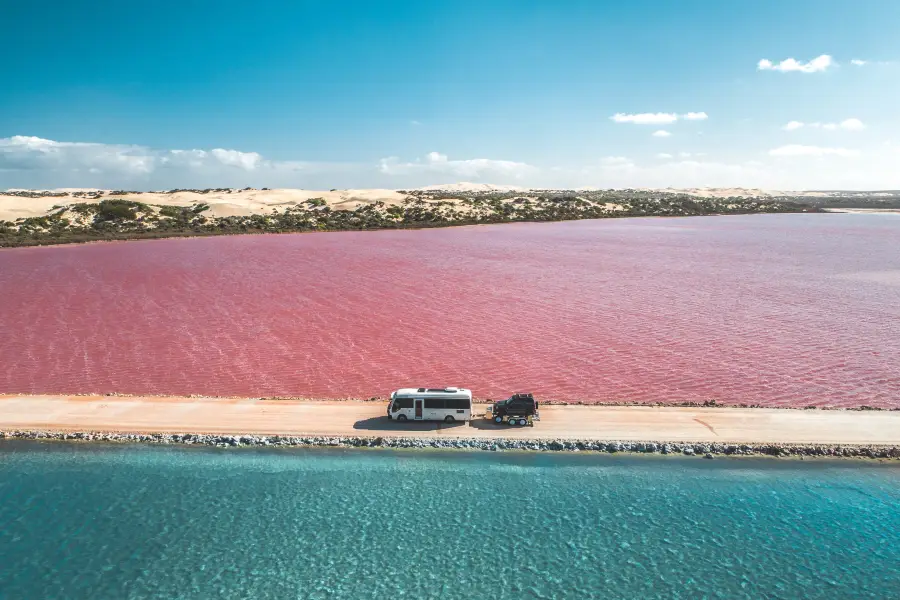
[
  {"left": 1, "top": 213, "right": 899, "bottom": 406},
  {"left": 1, "top": 443, "right": 898, "bottom": 599}
]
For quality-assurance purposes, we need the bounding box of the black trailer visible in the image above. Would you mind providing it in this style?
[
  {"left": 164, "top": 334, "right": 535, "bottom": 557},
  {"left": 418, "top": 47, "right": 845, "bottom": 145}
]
[{"left": 487, "top": 393, "right": 540, "bottom": 426}]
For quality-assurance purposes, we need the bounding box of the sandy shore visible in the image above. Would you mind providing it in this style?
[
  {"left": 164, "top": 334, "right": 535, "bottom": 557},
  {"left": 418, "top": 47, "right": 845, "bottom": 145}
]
[
  {"left": 2, "top": 395, "right": 899, "bottom": 445},
  {"left": 822, "top": 208, "right": 900, "bottom": 214}
]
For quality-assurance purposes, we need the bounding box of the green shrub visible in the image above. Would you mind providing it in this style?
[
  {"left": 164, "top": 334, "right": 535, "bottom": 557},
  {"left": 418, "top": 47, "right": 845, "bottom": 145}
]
[
  {"left": 95, "top": 199, "right": 141, "bottom": 221},
  {"left": 158, "top": 205, "right": 187, "bottom": 218}
]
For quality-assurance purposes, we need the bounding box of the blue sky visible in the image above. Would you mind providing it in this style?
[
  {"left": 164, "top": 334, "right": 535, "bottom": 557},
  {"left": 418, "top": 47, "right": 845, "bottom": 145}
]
[{"left": 2, "top": 0, "right": 899, "bottom": 190}]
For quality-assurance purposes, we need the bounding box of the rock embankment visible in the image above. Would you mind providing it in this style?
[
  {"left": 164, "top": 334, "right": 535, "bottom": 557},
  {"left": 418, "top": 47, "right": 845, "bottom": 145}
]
[{"left": 2, "top": 430, "right": 898, "bottom": 459}]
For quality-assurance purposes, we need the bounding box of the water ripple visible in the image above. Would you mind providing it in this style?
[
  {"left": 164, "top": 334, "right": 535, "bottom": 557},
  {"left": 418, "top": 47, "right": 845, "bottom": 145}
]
[{"left": 0, "top": 214, "right": 898, "bottom": 407}]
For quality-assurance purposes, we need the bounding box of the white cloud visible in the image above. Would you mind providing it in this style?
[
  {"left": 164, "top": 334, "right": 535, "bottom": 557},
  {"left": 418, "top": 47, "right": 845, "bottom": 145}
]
[
  {"left": 768, "top": 144, "right": 860, "bottom": 157},
  {"left": 849, "top": 59, "right": 896, "bottom": 67},
  {"left": 0, "top": 136, "right": 156, "bottom": 175},
  {"left": 781, "top": 118, "right": 866, "bottom": 132},
  {"left": 410, "top": 120, "right": 422, "bottom": 126},
  {"left": 162, "top": 149, "right": 208, "bottom": 169},
  {"left": 0, "top": 135, "right": 339, "bottom": 189},
  {"left": 656, "top": 153, "right": 673, "bottom": 159},
  {"left": 611, "top": 112, "right": 708, "bottom": 125},
  {"left": 652, "top": 130, "right": 672, "bottom": 137},
  {"left": 757, "top": 54, "right": 834, "bottom": 73},
  {"left": 838, "top": 118, "right": 865, "bottom": 131},
  {"left": 210, "top": 148, "right": 263, "bottom": 170},
  {"left": 379, "top": 151, "right": 536, "bottom": 179},
  {"left": 611, "top": 112, "right": 678, "bottom": 125}
]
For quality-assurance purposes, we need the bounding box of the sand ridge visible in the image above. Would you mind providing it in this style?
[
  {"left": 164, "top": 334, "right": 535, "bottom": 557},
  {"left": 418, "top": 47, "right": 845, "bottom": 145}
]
[
  {"left": 0, "top": 188, "right": 409, "bottom": 221},
  {"left": 5, "top": 184, "right": 896, "bottom": 223},
  {"left": 0, "top": 184, "right": 852, "bottom": 222}
]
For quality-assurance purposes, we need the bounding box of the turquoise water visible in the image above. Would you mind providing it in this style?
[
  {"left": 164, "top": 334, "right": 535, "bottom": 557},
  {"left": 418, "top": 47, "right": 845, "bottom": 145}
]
[{"left": 1, "top": 443, "right": 898, "bottom": 599}]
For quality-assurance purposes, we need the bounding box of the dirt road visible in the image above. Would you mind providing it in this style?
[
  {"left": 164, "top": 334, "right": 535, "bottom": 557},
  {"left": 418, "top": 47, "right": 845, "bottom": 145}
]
[{"left": 2, "top": 395, "right": 899, "bottom": 445}]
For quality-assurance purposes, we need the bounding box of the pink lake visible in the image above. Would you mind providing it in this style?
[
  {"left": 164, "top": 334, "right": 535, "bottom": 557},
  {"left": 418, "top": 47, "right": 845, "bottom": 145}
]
[{"left": 1, "top": 213, "right": 899, "bottom": 407}]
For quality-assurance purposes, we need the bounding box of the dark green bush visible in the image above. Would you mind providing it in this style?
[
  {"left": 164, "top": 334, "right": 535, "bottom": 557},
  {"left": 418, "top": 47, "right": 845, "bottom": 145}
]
[{"left": 95, "top": 200, "right": 142, "bottom": 222}]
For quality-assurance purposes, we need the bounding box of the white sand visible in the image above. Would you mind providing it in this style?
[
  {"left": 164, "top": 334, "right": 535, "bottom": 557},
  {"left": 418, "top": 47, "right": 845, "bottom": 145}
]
[
  {"left": 3, "top": 185, "right": 891, "bottom": 223},
  {"left": 655, "top": 187, "right": 778, "bottom": 198},
  {"left": 0, "top": 188, "right": 408, "bottom": 222},
  {"left": 416, "top": 182, "right": 529, "bottom": 192},
  {"left": 823, "top": 208, "right": 900, "bottom": 214}
]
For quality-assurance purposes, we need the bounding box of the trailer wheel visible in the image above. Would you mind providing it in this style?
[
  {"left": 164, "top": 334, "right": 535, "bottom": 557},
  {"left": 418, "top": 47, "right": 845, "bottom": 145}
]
[
  {"left": 518, "top": 419, "right": 527, "bottom": 426},
  {"left": 397, "top": 414, "right": 408, "bottom": 422},
  {"left": 494, "top": 416, "right": 503, "bottom": 424}
]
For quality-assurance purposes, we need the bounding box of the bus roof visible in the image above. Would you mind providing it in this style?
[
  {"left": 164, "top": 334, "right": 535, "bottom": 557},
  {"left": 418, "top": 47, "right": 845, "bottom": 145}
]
[{"left": 393, "top": 387, "right": 472, "bottom": 398}]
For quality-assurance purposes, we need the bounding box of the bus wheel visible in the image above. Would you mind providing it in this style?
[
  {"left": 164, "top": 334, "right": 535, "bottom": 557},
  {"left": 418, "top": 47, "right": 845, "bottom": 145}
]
[
  {"left": 444, "top": 415, "right": 455, "bottom": 423},
  {"left": 397, "top": 414, "right": 408, "bottom": 422}
]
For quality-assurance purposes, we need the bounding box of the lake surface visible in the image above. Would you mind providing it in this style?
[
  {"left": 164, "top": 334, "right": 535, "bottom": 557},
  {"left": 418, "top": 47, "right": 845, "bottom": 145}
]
[
  {"left": 1, "top": 213, "right": 899, "bottom": 406},
  {"left": 0, "top": 443, "right": 898, "bottom": 599}
]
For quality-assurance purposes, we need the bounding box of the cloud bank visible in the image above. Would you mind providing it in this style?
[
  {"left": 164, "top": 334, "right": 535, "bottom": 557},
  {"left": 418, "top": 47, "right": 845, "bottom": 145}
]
[
  {"left": 0, "top": 136, "right": 536, "bottom": 190},
  {"left": 1, "top": 135, "right": 897, "bottom": 192},
  {"left": 611, "top": 113, "right": 678, "bottom": 125},
  {"left": 0, "top": 135, "right": 348, "bottom": 190}
]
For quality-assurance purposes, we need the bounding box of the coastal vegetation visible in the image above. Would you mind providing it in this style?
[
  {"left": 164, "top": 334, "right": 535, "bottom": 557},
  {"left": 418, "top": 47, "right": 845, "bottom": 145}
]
[{"left": 0, "top": 188, "right": 821, "bottom": 248}]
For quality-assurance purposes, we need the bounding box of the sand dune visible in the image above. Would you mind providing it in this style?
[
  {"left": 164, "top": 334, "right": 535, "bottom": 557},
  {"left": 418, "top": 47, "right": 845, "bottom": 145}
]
[
  {"left": 2, "top": 184, "right": 888, "bottom": 223},
  {"left": 653, "top": 187, "right": 778, "bottom": 198},
  {"left": 0, "top": 188, "right": 408, "bottom": 221},
  {"left": 415, "top": 182, "right": 530, "bottom": 192}
]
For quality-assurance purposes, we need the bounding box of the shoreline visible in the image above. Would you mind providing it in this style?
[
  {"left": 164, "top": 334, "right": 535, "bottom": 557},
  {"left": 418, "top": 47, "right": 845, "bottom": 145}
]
[
  {"left": 2, "top": 395, "right": 899, "bottom": 459},
  {"left": 0, "top": 210, "right": 811, "bottom": 251},
  {"left": 0, "top": 210, "right": 815, "bottom": 250},
  {"left": 1, "top": 188, "right": 818, "bottom": 249},
  {"left": 823, "top": 207, "right": 900, "bottom": 214}
]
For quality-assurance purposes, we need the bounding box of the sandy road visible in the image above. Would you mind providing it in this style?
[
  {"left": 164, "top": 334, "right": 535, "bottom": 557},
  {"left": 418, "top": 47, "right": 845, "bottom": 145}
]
[{"left": 2, "top": 395, "right": 900, "bottom": 445}]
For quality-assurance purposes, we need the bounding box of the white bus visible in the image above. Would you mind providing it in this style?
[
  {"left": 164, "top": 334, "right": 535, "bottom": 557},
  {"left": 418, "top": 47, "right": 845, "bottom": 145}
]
[{"left": 387, "top": 387, "right": 473, "bottom": 423}]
